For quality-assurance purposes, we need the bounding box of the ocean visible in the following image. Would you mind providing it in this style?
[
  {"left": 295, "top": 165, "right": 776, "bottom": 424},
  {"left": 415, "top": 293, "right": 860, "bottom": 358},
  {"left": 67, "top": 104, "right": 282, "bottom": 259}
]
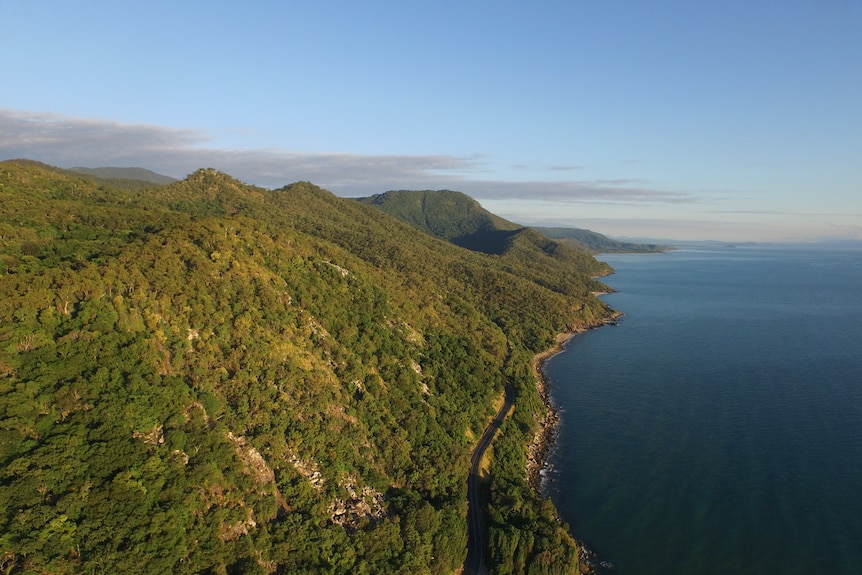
[{"left": 541, "top": 244, "right": 862, "bottom": 575}]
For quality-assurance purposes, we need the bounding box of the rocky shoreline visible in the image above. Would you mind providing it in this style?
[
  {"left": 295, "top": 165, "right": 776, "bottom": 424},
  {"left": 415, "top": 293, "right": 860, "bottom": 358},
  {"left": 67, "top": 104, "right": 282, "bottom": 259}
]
[
  {"left": 526, "top": 313, "right": 623, "bottom": 489},
  {"left": 527, "top": 312, "right": 623, "bottom": 574}
]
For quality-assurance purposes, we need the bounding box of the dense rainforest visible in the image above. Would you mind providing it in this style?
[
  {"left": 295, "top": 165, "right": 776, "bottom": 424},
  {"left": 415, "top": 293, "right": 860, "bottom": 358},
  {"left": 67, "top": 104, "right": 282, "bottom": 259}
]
[{"left": 0, "top": 160, "right": 615, "bottom": 574}]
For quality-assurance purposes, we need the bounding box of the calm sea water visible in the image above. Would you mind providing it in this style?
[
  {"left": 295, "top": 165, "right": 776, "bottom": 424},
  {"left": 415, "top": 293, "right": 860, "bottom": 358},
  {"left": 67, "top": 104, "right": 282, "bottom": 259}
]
[{"left": 542, "top": 244, "right": 862, "bottom": 575}]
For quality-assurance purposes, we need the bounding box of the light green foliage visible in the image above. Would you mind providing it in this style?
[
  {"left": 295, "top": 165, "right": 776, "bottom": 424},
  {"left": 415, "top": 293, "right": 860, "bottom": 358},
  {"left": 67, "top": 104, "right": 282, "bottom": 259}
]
[{"left": 0, "top": 161, "right": 614, "bottom": 574}]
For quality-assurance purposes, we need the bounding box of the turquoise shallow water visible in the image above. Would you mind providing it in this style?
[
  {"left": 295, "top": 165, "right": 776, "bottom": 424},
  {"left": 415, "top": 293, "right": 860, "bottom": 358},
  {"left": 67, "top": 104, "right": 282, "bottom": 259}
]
[{"left": 542, "top": 245, "right": 862, "bottom": 575}]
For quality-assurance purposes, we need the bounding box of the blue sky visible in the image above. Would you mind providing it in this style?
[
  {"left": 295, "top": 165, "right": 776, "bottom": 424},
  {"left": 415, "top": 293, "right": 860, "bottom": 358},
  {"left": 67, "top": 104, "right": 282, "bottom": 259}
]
[{"left": 2, "top": 0, "right": 861, "bottom": 241}]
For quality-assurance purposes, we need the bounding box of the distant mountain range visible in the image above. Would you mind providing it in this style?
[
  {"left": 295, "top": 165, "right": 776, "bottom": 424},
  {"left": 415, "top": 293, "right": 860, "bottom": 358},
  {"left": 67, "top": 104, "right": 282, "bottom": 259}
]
[
  {"left": 66, "top": 169, "right": 666, "bottom": 253},
  {"left": 358, "top": 189, "right": 667, "bottom": 254},
  {"left": 70, "top": 166, "right": 178, "bottom": 185},
  {"left": 532, "top": 226, "right": 669, "bottom": 253}
]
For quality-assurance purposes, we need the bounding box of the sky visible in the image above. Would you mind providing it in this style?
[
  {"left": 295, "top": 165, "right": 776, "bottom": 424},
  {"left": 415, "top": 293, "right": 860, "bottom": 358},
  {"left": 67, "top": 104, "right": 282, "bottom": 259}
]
[{"left": 2, "top": 0, "right": 861, "bottom": 242}]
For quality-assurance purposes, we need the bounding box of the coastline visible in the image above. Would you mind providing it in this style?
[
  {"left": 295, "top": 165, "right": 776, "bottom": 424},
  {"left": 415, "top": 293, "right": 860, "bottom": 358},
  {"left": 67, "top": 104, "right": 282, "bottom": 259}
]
[
  {"left": 527, "top": 311, "right": 622, "bottom": 574},
  {"left": 526, "top": 312, "right": 622, "bottom": 489},
  {"left": 526, "top": 330, "right": 570, "bottom": 489}
]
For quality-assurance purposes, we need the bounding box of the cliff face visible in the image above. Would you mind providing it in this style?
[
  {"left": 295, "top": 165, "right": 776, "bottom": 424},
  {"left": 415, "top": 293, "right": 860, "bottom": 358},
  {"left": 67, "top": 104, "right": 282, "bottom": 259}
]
[{"left": 0, "top": 160, "right": 614, "bottom": 574}]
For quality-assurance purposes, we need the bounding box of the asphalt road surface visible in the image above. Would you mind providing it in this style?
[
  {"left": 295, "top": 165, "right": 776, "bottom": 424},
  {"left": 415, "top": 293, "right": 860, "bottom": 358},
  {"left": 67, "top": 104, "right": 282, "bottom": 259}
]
[{"left": 463, "top": 386, "right": 515, "bottom": 575}]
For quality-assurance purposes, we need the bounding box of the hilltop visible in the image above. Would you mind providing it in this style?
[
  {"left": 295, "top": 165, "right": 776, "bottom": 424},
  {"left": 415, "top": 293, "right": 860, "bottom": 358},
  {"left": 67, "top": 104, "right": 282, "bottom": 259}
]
[
  {"left": 359, "top": 189, "right": 666, "bottom": 254},
  {"left": 0, "top": 160, "right": 615, "bottom": 574},
  {"left": 358, "top": 190, "right": 521, "bottom": 254}
]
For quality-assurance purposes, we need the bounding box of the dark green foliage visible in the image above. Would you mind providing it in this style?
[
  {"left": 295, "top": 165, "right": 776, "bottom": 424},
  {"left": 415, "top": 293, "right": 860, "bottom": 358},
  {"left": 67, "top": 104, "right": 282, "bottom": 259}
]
[
  {"left": 485, "top": 415, "right": 581, "bottom": 575},
  {"left": 357, "top": 189, "right": 521, "bottom": 249},
  {"left": 534, "top": 226, "right": 669, "bottom": 254},
  {"left": 360, "top": 189, "right": 664, "bottom": 261},
  {"left": 0, "top": 160, "right": 615, "bottom": 574},
  {"left": 357, "top": 189, "right": 615, "bottom": 298}
]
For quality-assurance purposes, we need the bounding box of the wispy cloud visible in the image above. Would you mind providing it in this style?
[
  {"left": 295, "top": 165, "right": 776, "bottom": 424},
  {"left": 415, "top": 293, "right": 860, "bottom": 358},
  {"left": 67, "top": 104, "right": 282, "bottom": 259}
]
[
  {"left": 0, "top": 109, "right": 694, "bottom": 204},
  {"left": 0, "top": 109, "right": 206, "bottom": 163},
  {"left": 458, "top": 179, "right": 693, "bottom": 204},
  {"left": 712, "top": 209, "right": 862, "bottom": 217},
  {"left": 0, "top": 109, "right": 485, "bottom": 192}
]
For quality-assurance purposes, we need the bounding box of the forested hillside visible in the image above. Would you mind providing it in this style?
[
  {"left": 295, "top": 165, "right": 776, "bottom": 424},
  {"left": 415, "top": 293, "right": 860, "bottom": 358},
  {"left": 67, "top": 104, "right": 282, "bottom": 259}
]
[
  {"left": 359, "top": 189, "right": 665, "bottom": 254},
  {"left": 534, "top": 227, "right": 668, "bottom": 254},
  {"left": 357, "top": 190, "right": 521, "bottom": 254},
  {"left": 0, "top": 160, "right": 615, "bottom": 574}
]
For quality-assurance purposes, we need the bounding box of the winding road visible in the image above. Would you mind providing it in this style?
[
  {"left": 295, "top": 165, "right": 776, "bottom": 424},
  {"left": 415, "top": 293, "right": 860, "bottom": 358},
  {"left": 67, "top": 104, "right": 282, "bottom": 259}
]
[{"left": 463, "top": 386, "right": 515, "bottom": 575}]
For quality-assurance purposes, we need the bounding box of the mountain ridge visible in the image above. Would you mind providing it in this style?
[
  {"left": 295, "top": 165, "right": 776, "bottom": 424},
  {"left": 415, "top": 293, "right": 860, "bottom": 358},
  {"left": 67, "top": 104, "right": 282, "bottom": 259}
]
[
  {"left": 0, "top": 160, "right": 611, "bottom": 574},
  {"left": 70, "top": 166, "right": 178, "bottom": 185},
  {"left": 359, "top": 189, "right": 666, "bottom": 255},
  {"left": 534, "top": 226, "right": 669, "bottom": 253}
]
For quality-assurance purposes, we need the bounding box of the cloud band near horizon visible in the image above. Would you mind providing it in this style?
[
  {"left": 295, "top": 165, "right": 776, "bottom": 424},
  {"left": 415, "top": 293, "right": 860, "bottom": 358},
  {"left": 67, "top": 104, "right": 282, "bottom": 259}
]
[{"left": 0, "top": 109, "right": 693, "bottom": 205}]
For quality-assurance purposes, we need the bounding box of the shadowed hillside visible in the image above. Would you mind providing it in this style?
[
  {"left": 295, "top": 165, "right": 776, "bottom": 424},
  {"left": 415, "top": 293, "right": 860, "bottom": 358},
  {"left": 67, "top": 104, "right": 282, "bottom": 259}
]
[
  {"left": 359, "top": 190, "right": 616, "bottom": 316},
  {"left": 360, "top": 189, "right": 666, "bottom": 255},
  {"left": 358, "top": 189, "right": 521, "bottom": 254},
  {"left": 535, "top": 226, "right": 669, "bottom": 253}
]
